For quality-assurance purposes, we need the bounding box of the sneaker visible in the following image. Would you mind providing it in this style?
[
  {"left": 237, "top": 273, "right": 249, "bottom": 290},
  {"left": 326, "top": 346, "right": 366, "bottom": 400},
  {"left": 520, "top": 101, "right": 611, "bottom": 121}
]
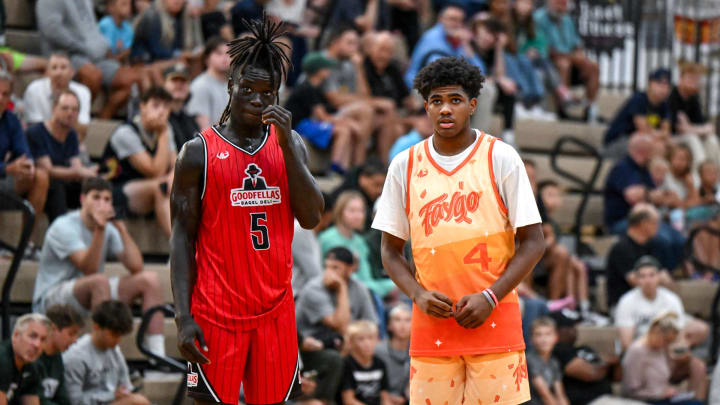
[
  {"left": 514, "top": 103, "right": 534, "bottom": 121},
  {"left": 581, "top": 311, "right": 610, "bottom": 327},
  {"left": 530, "top": 105, "right": 557, "bottom": 121}
]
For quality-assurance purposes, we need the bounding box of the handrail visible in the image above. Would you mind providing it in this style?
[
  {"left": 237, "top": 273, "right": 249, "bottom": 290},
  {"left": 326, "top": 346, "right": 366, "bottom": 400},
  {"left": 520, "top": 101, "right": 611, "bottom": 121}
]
[
  {"left": 549, "top": 136, "right": 603, "bottom": 252},
  {"left": 0, "top": 192, "right": 35, "bottom": 339},
  {"left": 136, "top": 304, "right": 187, "bottom": 405}
]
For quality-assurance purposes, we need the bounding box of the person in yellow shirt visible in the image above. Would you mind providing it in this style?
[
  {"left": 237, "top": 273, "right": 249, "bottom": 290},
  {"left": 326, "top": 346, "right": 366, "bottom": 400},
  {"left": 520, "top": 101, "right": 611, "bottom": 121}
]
[{"left": 372, "top": 56, "right": 545, "bottom": 405}]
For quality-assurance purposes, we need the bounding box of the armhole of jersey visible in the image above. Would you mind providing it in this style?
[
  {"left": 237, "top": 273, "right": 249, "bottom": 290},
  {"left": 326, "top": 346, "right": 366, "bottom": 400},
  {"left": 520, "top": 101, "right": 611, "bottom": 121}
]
[
  {"left": 199, "top": 133, "right": 208, "bottom": 201},
  {"left": 488, "top": 137, "right": 509, "bottom": 216},
  {"left": 405, "top": 145, "right": 415, "bottom": 215}
]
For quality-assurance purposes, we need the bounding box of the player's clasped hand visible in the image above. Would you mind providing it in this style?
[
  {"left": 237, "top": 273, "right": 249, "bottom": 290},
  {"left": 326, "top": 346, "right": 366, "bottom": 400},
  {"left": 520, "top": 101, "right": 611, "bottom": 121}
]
[
  {"left": 261, "top": 105, "right": 292, "bottom": 143},
  {"left": 414, "top": 290, "right": 454, "bottom": 318},
  {"left": 454, "top": 293, "right": 493, "bottom": 329},
  {"left": 176, "top": 315, "right": 211, "bottom": 364}
]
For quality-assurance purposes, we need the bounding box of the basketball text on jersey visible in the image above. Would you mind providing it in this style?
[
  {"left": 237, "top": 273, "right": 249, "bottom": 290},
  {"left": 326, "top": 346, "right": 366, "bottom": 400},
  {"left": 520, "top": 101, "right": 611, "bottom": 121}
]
[{"left": 230, "top": 163, "right": 282, "bottom": 207}]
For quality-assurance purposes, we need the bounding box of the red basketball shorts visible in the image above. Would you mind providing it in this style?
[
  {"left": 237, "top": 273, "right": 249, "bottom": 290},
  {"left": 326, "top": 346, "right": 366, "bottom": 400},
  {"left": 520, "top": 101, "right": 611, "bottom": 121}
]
[{"left": 186, "top": 305, "right": 301, "bottom": 404}]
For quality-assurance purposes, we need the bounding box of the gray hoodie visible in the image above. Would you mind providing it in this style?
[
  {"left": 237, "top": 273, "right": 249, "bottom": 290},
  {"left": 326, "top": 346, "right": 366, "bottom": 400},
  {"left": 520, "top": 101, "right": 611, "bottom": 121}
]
[{"left": 36, "top": 0, "right": 109, "bottom": 61}]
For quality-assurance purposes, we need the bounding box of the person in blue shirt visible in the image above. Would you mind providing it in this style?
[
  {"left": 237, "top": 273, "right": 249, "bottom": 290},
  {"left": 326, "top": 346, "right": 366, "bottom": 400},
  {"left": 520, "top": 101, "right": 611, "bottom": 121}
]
[
  {"left": 604, "top": 69, "right": 672, "bottom": 158},
  {"left": 27, "top": 90, "right": 98, "bottom": 222},
  {"left": 98, "top": 0, "right": 134, "bottom": 61},
  {"left": 604, "top": 134, "right": 684, "bottom": 270},
  {"left": 534, "top": 0, "right": 599, "bottom": 121},
  {"left": 131, "top": 0, "right": 203, "bottom": 65},
  {"left": 388, "top": 111, "right": 432, "bottom": 162},
  {"left": 0, "top": 71, "right": 49, "bottom": 232},
  {"left": 404, "top": 4, "right": 485, "bottom": 88}
]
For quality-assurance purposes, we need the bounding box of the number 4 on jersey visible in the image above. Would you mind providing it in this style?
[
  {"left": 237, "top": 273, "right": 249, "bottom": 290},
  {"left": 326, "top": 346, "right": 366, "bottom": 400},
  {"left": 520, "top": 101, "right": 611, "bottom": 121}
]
[
  {"left": 463, "top": 242, "right": 492, "bottom": 271},
  {"left": 250, "top": 212, "right": 270, "bottom": 250}
]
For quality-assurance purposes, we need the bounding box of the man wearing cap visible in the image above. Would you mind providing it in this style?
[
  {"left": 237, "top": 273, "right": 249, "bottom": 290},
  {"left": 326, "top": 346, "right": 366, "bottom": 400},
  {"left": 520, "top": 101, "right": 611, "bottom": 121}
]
[
  {"left": 550, "top": 309, "right": 619, "bottom": 405},
  {"left": 163, "top": 63, "right": 199, "bottom": 148},
  {"left": 615, "top": 255, "right": 709, "bottom": 350},
  {"left": 285, "top": 52, "right": 371, "bottom": 173},
  {"left": 604, "top": 68, "right": 672, "bottom": 158}
]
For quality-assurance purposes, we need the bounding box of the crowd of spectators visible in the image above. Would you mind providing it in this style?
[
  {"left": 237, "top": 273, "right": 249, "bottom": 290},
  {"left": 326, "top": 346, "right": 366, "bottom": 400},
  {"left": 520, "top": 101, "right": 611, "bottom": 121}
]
[{"left": 0, "top": 0, "right": 719, "bottom": 404}]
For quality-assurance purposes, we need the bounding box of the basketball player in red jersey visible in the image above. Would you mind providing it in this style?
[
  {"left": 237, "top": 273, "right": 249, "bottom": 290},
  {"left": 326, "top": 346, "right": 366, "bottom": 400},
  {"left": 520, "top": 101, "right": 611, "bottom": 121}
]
[{"left": 169, "top": 17, "right": 324, "bottom": 405}]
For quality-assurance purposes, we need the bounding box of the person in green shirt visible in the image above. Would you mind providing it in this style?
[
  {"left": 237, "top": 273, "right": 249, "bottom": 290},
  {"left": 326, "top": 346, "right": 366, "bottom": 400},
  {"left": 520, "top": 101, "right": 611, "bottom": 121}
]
[
  {"left": 37, "top": 305, "right": 85, "bottom": 405},
  {"left": 0, "top": 313, "right": 51, "bottom": 405},
  {"left": 319, "top": 190, "right": 399, "bottom": 300}
]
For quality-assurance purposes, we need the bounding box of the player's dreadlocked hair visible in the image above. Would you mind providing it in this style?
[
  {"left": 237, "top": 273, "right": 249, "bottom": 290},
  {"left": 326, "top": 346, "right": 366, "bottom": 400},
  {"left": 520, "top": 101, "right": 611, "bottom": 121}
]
[{"left": 218, "top": 16, "right": 291, "bottom": 125}]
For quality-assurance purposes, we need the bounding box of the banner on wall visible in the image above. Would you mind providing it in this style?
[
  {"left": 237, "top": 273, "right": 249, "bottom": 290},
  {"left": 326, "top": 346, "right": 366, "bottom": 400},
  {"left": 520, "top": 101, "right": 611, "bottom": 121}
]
[{"left": 574, "top": 0, "right": 634, "bottom": 52}]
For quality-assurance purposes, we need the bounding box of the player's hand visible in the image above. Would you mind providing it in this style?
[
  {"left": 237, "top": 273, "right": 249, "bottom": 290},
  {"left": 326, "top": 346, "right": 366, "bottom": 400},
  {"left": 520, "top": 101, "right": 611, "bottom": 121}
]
[
  {"left": 413, "top": 290, "right": 453, "bottom": 318},
  {"left": 262, "top": 105, "right": 292, "bottom": 145},
  {"left": 176, "top": 315, "right": 210, "bottom": 364},
  {"left": 454, "top": 293, "right": 493, "bottom": 329}
]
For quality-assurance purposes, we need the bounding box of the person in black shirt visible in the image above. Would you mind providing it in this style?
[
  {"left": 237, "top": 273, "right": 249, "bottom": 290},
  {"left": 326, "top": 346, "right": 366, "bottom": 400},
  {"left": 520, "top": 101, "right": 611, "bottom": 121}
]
[
  {"left": 163, "top": 63, "right": 199, "bottom": 148},
  {"left": 327, "top": 158, "right": 387, "bottom": 231},
  {"left": 38, "top": 305, "right": 85, "bottom": 405},
  {"left": 27, "top": 90, "right": 99, "bottom": 222},
  {"left": 286, "top": 52, "right": 371, "bottom": 174},
  {"left": 0, "top": 314, "right": 51, "bottom": 405},
  {"left": 604, "top": 69, "right": 672, "bottom": 158},
  {"left": 549, "top": 310, "right": 616, "bottom": 405},
  {"left": 668, "top": 62, "right": 720, "bottom": 168},
  {"left": 339, "top": 320, "right": 390, "bottom": 405},
  {"left": 605, "top": 204, "right": 675, "bottom": 308},
  {"left": 364, "top": 32, "right": 413, "bottom": 110}
]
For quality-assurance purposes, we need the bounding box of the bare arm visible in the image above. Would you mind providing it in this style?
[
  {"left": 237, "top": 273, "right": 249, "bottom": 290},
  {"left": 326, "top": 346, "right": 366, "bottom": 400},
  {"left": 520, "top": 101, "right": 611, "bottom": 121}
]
[
  {"left": 354, "top": 0, "right": 378, "bottom": 32},
  {"left": 20, "top": 396, "right": 40, "bottom": 405},
  {"left": 170, "top": 137, "right": 210, "bottom": 364},
  {"left": 0, "top": 391, "right": 6, "bottom": 405},
  {"left": 39, "top": 156, "right": 96, "bottom": 181},
  {"left": 113, "top": 220, "right": 144, "bottom": 274},
  {"left": 68, "top": 228, "right": 107, "bottom": 276},
  {"left": 532, "top": 376, "right": 558, "bottom": 405},
  {"left": 262, "top": 106, "right": 324, "bottom": 229},
  {"left": 326, "top": 91, "right": 363, "bottom": 109},
  {"left": 490, "top": 224, "right": 544, "bottom": 300},
  {"left": 619, "top": 327, "right": 635, "bottom": 350},
  {"left": 352, "top": 56, "right": 372, "bottom": 98},
  {"left": 321, "top": 282, "right": 351, "bottom": 335},
  {"left": 563, "top": 357, "right": 609, "bottom": 382},
  {"left": 554, "top": 380, "right": 571, "bottom": 405},
  {"left": 128, "top": 131, "right": 171, "bottom": 178}
]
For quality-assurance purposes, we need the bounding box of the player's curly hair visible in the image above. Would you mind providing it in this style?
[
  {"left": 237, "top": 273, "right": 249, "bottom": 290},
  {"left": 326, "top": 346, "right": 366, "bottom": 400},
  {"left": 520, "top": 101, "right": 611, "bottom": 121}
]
[
  {"left": 413, "top": 56, "right": 485, "bottom": 100},
  {"left": 218, "top": 15, "right": 291, "bottom": 125}
]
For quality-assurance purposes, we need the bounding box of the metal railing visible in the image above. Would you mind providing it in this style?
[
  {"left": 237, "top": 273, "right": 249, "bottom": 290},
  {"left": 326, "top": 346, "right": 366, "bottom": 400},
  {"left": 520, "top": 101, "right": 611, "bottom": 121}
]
[{"left": 0, "top": 192, "right": 35, "bottom": 339}]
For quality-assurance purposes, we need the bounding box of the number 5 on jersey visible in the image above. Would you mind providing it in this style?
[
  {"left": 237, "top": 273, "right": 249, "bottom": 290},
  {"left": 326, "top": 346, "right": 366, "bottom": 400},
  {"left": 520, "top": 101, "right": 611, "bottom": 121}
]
[{"left": 250, "top": 212, "right": 270, "bottom": 250}]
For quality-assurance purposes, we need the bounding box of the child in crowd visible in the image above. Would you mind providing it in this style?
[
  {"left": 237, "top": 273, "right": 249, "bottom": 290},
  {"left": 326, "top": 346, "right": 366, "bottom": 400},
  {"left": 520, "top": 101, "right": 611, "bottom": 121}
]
[
  {"left": 698, "top": 160, "right": 720, "bottom": 205},
  {"left": 339, "top": 320, "right": 390, "bottom": 405},
  {"left": 527, "top": 317, "right": 570, "bottom": 405},
  {"left": 99, "top": 0, "right": 134, "bottom": 62}
]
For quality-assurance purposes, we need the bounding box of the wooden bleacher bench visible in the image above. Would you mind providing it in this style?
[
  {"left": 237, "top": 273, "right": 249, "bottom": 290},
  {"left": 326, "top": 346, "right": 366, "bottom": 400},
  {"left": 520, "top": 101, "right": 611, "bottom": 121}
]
[
  {"left": 676, "top": 279, "right": 718, "bottom": 320},
  {"left": 0, "top": 260, "right": 173, "bottom": 304},
  {"left": 4, "top": 0, "right": 36, "bottom": 29},
  {"left": 5, "top": 29, "right": 42, "bottom": 56},
  {"left": 525, "top": 152, "right": 612, "bottom": 192},
  {"left": 515, "top": 119, "right": 606, "bottom": 153},
  {"left": 550, "top": 193, "right": 605, "bottom": 230},
  {"left": 576, "top": 325, "right": 619, "bottom": 356}
]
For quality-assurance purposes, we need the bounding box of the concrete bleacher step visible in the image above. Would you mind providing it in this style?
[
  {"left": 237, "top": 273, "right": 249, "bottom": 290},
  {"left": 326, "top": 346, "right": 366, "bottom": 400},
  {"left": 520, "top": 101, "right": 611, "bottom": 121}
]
[
  {"left": 5, "top": 29, "right": 42, "bottom": 56},
  {"left": 515, "top": 119, "right": 606, "bottom": 153},
  {"left": 0, "top": 260, "right": 172, "bottom": 304},
  {"left": 86, "top": 119, "right": 122, "bottom": 159},
  {"left": 550, "top": 192, "right": 604, "bottom": 230},
  {"left": 5, "top": 0, "right": 36, "bottom": 29},
  {"left": 676, "top": 279, "right": 718, "bottom": 320},
  {"left": 576, "top": 325, "right": 619, "bottom": 356},
  {"left": 525, "top": 152, "right": 612, "bottom": 192}
]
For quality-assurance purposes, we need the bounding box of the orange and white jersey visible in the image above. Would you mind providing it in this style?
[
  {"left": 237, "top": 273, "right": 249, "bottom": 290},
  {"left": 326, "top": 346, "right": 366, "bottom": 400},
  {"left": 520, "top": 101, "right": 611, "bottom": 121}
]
[{"left": 372, "top": 130, "right": 541, "bottom": 357}]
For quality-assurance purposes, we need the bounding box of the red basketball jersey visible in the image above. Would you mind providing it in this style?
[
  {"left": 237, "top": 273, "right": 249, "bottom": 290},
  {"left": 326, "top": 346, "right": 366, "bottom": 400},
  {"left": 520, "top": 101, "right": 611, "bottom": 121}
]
[{"left": 192, "top": 125, "right": 294, "bottom": 331}]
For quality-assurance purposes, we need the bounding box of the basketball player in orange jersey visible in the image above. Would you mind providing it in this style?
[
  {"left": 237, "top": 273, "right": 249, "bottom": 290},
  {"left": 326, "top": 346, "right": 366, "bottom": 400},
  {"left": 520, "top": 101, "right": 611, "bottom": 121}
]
[
  {"left": 169, "top": 17, "right": 324, "bottom": 404},
  {"left": 372, "top": 56, "right": 545, "bottom": 404}
]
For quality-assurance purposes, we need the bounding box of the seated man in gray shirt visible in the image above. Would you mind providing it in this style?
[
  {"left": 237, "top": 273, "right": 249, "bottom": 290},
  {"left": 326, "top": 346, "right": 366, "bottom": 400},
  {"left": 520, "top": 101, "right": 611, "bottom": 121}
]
[
  {"left": 102, "top": 87, "right": 177, "bottom": 238},
  {"left": 33, "top": 177, "right": 167, "bottom": 358},
  {"left": 296, "top": 246, "right": 379, "bottom": 350},
  {"left": 63, "top": 301, "right": 150, "bottom": 405}
]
